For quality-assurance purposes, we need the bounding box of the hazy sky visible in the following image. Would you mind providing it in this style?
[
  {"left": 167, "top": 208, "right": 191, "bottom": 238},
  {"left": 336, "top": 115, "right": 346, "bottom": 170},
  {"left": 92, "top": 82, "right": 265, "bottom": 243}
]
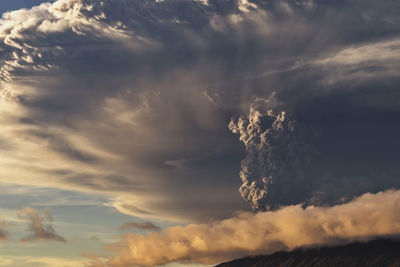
[{"left": 0, "top": 0, "right": 400, "bottom": 266}]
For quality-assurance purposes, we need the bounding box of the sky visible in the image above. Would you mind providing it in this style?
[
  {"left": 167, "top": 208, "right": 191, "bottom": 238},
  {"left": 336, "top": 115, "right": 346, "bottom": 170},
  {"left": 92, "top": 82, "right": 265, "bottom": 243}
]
[
  {"left": 0, "top": 0, "right": 46, "bottom": 14},
  {"left": 0, "top": 0, "right": 399, "bottom": 266}
]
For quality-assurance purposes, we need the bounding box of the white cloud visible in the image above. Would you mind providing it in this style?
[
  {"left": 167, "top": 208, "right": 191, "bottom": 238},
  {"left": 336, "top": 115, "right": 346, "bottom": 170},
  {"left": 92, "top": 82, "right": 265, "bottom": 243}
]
[{"left": 238, "top": 0, "right": 258, "bottom": 13}]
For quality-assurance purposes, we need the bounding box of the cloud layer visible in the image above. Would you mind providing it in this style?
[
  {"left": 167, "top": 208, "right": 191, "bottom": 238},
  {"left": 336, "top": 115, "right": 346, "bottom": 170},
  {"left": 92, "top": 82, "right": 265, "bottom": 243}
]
[
  {"left": 0, "top": 0, "right": 399, "bottom": 222},
  {"left": 92, "top": 190, "right": 400, "bottom": 266}
]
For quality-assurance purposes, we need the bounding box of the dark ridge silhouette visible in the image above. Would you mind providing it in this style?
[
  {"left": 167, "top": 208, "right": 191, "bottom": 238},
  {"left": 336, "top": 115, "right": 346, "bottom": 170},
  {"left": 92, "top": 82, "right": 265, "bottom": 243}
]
[{"left": 215, "top": 239, "right": 400, "bottom": 267}]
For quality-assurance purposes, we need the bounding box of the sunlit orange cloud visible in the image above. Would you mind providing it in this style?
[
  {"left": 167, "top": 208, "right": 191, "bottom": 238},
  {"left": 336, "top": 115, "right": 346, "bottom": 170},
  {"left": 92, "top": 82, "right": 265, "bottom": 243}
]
[{"left": 92, "top": 190, "right": 400, "bottom": 267}]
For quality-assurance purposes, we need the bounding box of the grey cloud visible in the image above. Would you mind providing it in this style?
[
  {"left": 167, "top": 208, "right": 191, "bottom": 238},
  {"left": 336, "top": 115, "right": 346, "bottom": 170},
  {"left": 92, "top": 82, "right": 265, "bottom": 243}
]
[
  {"left": 0, "top": 0, "right": 399, "bottom": 221},
  {"left": 18, "top": 207, "right": 66, "bottom": 242},
  {"left": 120, "top": 221, "right": 161, "bottom": 232}
]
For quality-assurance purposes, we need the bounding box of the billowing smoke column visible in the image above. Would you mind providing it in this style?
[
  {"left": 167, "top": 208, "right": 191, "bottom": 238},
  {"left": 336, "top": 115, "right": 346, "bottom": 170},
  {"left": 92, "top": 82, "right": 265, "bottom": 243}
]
[
  {"left": 229, "top": 94, "right": 388, "bottom": 211},
  {"left": 229, "top": 93, "right": 319, "bottom": 210},
  {"left": 229, "top": 93, "right": 383, "bottom": 211}
]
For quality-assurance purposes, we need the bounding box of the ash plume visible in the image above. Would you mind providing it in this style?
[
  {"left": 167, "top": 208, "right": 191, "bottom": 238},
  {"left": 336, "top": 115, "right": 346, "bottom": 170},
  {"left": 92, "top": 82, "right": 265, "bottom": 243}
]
[
  {"left": 229, "top": 93, "right": 319, "bottom": 210},
  {"left": 229, "top": 92, "right": 386, "bottom": 211}
]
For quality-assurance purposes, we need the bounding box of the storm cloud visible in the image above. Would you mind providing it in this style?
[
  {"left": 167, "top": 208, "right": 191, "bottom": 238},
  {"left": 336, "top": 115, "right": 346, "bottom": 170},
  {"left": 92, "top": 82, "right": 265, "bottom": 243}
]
[{"left": 0, "top": 0, "right": 399, "bottom": 222}]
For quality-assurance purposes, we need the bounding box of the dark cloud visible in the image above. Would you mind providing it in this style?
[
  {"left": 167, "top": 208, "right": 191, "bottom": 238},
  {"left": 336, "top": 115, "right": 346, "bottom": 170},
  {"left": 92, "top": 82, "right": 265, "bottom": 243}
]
[
  {"left": 120, "top": 221, "right": 161, "bottom": 232},
  {"left": 0, "top": 0, "right": 399, "bottom": 221},
  {"left": 18, "top": 207, "right": 66, "bottom": 243},
  {"left": 0, "top": 222, "right": 9, "bottom": 241}
]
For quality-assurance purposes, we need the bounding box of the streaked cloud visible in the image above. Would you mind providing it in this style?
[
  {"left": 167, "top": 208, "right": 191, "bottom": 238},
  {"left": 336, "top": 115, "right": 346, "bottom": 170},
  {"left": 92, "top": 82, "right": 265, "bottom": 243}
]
[
  {"left": 119, "top": 222, "right": 161, "bottom": 232},
  {"left": 0, "top": 255, "right": 89, "bottom": 267},
  {"left": 312, "top": 38, "right": 400, "bottom": 84}
]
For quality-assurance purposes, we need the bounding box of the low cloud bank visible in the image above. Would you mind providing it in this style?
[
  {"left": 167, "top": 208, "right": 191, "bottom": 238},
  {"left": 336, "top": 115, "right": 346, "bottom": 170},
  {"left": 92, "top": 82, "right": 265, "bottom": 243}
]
[{"left": 91, "top": 190, "right": 400, "bottom": 267}]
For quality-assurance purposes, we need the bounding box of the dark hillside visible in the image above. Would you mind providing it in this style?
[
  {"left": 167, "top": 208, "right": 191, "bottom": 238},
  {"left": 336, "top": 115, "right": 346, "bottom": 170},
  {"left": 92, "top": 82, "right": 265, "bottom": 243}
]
[{"left": 215, "top": 239, "right": 400, "bottom": 267}]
